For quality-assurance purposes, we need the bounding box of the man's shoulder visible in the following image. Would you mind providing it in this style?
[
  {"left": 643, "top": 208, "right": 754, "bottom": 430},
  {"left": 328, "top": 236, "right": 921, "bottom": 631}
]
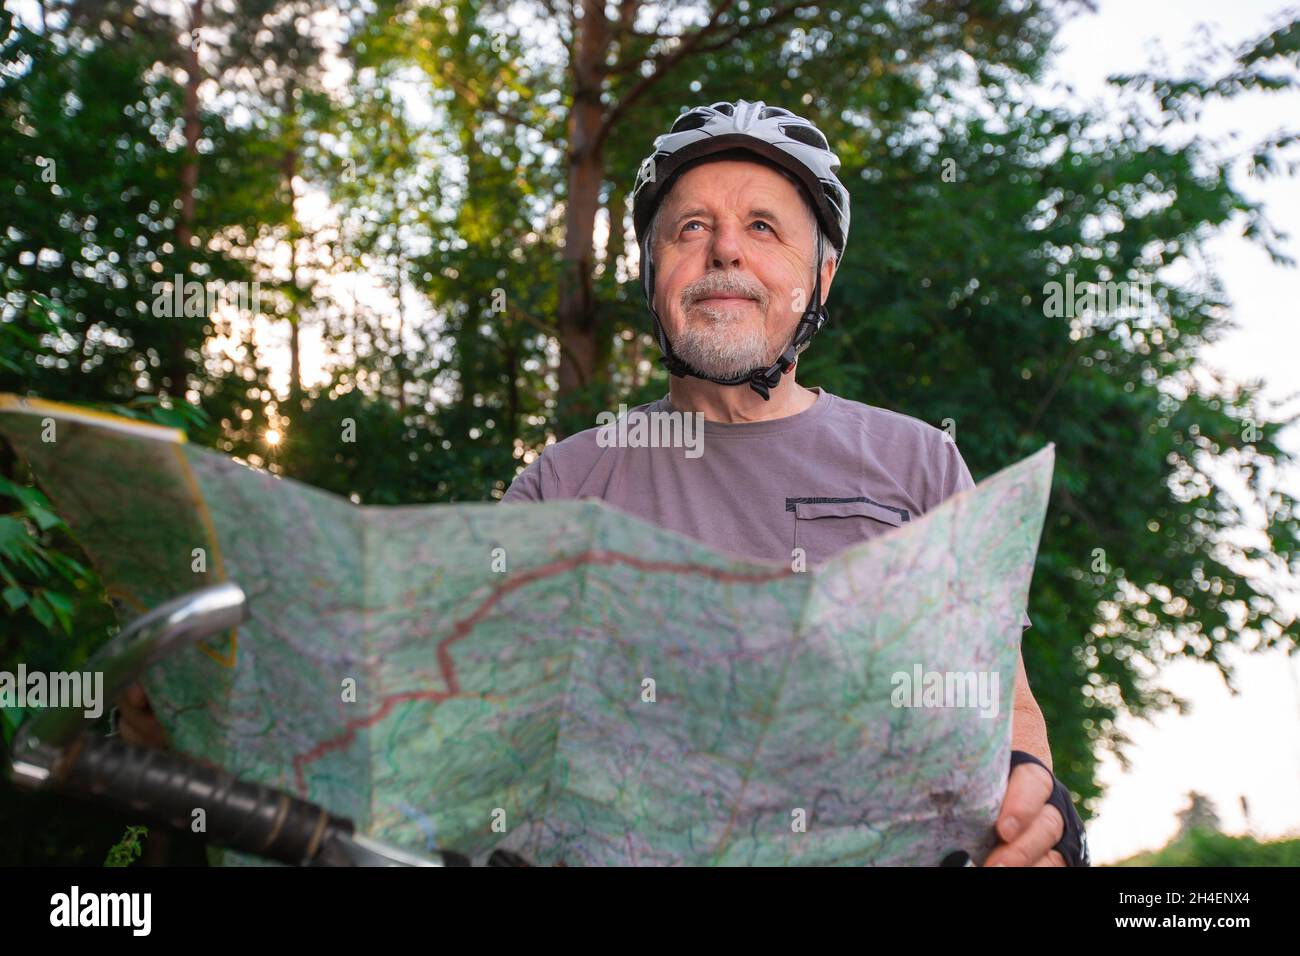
[
  {"left": 821, "top": 389, "right": 950, "bottom": 449},
  {"left": 500, "top": 396, "right": 668, "bottom": 501},
  {"left": 546, "top": 396, "right": 670, "bottom": 460}
]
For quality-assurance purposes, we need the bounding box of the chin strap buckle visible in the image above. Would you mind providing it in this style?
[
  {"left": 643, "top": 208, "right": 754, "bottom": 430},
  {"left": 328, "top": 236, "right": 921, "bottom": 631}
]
[{"left": 748, "top": 346, "right": 799, "bottom": 401}]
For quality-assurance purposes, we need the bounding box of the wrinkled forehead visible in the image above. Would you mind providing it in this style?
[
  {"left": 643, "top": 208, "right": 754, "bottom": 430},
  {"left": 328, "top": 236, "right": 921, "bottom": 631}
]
[{"left": 658, "top": 153, "right": 814, "bottom": 224}]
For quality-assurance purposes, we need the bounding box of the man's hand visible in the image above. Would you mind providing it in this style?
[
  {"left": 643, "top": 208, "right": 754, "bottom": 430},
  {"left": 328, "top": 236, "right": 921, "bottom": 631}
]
[
  {"left": 114, "top": 682, "right": 169, "bottom": 750},
  {"left": 983, "top": 759, "right": 1066, "bottom": 867}
]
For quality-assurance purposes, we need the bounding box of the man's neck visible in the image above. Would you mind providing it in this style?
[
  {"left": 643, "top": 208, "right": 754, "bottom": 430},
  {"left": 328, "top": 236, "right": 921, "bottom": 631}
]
[{"left": 667, "top": 372, "right": 818, "bottom": 423}]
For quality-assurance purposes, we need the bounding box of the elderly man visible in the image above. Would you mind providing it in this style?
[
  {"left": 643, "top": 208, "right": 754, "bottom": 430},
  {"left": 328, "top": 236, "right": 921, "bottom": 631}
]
[{"left": 502, "top": 100, "right": 1088, "bottom": 867}]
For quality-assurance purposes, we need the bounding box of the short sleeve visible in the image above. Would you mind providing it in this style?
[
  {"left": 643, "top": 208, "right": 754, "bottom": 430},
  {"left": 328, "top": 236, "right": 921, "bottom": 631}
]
[
  {"left": 500, "top": 447, "right": 555, "bottom": 502},
  {"left": 935, "top": 434, "right": 977, "bottom": 504}
]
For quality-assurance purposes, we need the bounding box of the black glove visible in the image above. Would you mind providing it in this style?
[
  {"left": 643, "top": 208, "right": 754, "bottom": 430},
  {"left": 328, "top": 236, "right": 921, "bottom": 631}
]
[{"left": 1009, "top": 750, "right": 1090, "bottom": 867}]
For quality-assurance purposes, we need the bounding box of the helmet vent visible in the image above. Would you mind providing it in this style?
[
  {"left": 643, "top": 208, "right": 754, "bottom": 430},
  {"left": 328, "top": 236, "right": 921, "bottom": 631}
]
[
  {"left": 669, "top": 111, "right": 710, "bottom": 133},
  {"left": 781, "top": 123, "right": 829, "bottom": 151}
]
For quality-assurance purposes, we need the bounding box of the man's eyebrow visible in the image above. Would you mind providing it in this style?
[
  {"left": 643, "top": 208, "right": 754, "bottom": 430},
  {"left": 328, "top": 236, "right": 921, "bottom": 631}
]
[
  {"left": 669, "top": 206, "right": 709, "bottom": 227},
  {"left": 668, "top": 206, "right": 789, "bottom": 227}
]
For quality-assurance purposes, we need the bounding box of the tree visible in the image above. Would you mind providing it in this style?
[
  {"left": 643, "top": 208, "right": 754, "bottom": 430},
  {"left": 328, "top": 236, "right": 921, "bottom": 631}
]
[
  {"left": 1176, "top": 791, "right": 1223, "bottom": 838},
  {"left": 359, "top": 0, "right": 1069, "bottom": 433}
]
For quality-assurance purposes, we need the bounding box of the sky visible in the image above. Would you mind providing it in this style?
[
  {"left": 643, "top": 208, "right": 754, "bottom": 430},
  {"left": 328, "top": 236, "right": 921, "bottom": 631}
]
[{"left": 1042, "top": 0, "right": 1300, "bottom": 861}]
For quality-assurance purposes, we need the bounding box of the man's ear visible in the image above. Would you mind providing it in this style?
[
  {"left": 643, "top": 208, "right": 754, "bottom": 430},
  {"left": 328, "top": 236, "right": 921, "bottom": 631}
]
[{"left": 819, "top": 255, "right": 837, "bottom": 305}]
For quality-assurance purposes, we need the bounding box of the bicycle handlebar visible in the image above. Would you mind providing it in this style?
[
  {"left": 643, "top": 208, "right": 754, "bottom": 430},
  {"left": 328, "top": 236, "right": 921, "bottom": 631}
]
[
  {"left": 6, "top": 581, "right": 510, "bottom": 867},
  {"left": 52, "top": 733, "right": 356, "bottom": 865}
]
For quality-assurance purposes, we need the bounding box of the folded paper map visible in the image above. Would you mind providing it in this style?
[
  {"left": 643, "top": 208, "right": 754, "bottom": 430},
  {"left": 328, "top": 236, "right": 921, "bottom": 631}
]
[{"left": 0, "top": 394, "right": 1054, "bottom": 866}]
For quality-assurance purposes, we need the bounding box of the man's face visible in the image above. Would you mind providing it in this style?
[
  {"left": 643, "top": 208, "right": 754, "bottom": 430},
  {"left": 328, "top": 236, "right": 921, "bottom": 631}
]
[{"left": 651, "top": 159, "right": 836, "bottom": 379}]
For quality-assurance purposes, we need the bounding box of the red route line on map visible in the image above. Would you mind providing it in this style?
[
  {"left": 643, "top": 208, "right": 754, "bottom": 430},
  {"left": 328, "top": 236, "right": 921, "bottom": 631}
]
[{"left": 291, "top": 549, "right": 793, "bottom": 792}]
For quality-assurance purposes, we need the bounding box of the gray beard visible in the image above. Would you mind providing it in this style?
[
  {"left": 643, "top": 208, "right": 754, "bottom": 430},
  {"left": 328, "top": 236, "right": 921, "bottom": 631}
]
[{"left": 672, "top": 316, "right": 778, "bottom": 379}]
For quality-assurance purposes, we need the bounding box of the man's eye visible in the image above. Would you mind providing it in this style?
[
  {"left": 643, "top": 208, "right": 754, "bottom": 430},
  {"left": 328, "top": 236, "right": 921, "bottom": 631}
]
[
  {"left": 682, "top": 221, "right": 703, "bottom": 232},
  {"left": 752, "top": 220, "right": 773, "bottom": 232}
]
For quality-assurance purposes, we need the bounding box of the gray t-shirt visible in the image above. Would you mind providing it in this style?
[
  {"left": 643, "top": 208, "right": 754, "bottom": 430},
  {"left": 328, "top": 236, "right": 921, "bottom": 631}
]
[{"left": 502, "top": 386, "right": 1030, "bottom": 629}]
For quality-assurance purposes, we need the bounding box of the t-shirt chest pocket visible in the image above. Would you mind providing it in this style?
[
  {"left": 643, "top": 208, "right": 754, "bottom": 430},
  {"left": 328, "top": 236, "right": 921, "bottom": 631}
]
[{"left": 787, "top": 496, "right": 911, "bottom": 566}]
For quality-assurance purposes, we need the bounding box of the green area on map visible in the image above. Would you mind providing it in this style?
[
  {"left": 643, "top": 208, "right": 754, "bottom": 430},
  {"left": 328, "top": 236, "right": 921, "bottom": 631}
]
[{"left": 0, "top": 398, "right": 1053, "bottom": 865}]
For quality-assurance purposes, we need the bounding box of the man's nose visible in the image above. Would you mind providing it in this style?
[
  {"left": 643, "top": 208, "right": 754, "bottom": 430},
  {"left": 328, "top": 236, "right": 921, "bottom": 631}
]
[{"left": 708, "top": 219, "right": 745, "bottom": 270}]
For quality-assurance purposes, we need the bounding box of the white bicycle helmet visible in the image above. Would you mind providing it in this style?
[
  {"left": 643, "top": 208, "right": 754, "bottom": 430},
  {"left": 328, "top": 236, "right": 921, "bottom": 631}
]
[{"left": 631, "top": 100, "right": 851, "bottom": 399}]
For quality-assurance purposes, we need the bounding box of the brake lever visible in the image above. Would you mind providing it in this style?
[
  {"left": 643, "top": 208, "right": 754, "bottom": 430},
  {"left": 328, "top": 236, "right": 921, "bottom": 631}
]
[{"left": 12, "top": 581, "right": 248, "bottom": 774}]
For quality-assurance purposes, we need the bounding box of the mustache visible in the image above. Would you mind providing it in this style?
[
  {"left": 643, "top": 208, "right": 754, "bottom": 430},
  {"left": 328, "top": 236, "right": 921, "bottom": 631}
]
[{"left": 680, "top": 272, "right": 768, "bottom": 310}]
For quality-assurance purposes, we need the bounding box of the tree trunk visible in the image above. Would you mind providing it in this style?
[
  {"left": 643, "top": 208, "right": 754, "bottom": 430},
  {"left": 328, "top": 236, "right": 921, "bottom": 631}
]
[
  {"left": 282, "top": 87, "right": 303, "bottom": 414},
  {"left": 504, "top": 334, "right": 520, "bottom": 441},
  {"left": 605, "top": 179, "right": 627, "bottom": 275},
  {"left": 394, "top": 251, "right": 407, "bottom": 412},
  {"left": 555, "top": 0, "right": 610, "bottom": 432},
  {"left": 598, "top": 178, "right": 626, "bottom": 382},
  {"left": 167, "top": 0, "right": 204, "bottom": 397}
]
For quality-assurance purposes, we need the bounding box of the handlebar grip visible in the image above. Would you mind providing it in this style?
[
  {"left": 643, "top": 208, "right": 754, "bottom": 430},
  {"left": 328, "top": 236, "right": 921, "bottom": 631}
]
[{"left": 55, "top": 734, "right": 351, "bottom": 865}]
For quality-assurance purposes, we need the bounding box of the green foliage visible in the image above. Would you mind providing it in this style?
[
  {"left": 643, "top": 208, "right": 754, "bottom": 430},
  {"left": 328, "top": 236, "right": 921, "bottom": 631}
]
[
  {"left": 0, "top": 700, "right": 21, "bottom": 746},
  {"left": 1111, "top": 829, "right": 1300, "bottom": 867},
  {"left": 103, "top": 393, "right": 212, "bottom": 434},
  {"left": 103, "top": 825, "right": 149, "bottom": 867},
  {"left": 0, "top": 475, "right": 85, "bottom": 636},
  {"left": 0, "top": 291, "right": 64, "bottom": 377}
]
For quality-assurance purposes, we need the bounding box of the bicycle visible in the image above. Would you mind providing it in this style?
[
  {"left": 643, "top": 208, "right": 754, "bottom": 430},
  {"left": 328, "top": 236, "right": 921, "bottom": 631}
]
[{"left": 6, "top": 582, "right": 528, "bottom": 867}]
